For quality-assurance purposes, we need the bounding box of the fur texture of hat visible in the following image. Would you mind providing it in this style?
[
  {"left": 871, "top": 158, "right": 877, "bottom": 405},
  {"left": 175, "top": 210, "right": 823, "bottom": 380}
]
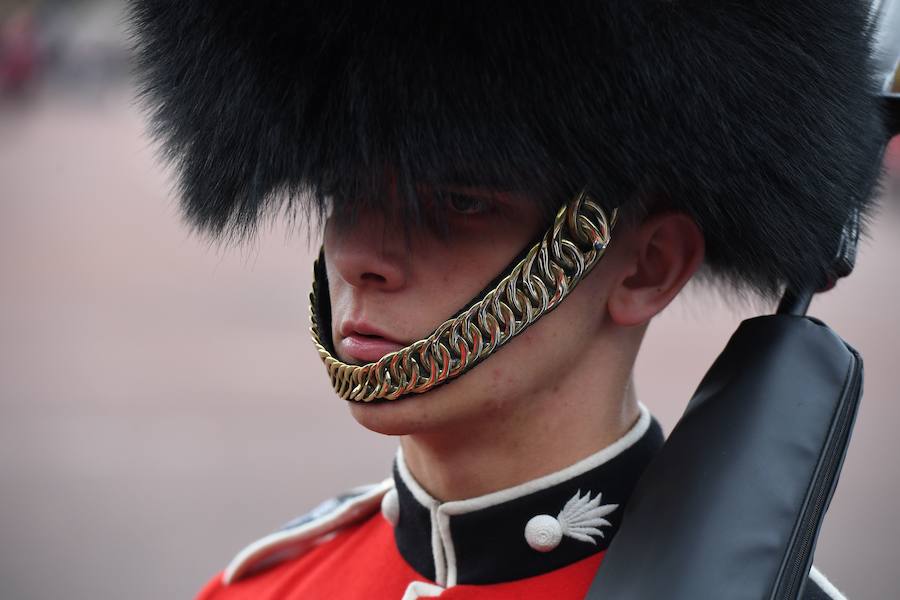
[{"left": 129, "top": 1, "right": 886, "bottom": 296}]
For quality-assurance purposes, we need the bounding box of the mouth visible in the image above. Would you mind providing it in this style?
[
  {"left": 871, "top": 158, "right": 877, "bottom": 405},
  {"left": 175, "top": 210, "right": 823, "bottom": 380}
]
[{"left": 338, "top": 321, "right": 407, "bottom": 364}]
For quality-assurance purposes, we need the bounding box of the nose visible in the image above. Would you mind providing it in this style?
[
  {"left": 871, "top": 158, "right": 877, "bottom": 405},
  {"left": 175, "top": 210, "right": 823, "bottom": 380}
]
[{"left": 324, "top": 211, "right": 409, "bottom": 292}]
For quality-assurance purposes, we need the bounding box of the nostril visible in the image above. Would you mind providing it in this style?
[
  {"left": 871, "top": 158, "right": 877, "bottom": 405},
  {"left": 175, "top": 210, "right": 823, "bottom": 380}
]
[{"left": 360, "top": 272, "right": 387, "bottom": 284}]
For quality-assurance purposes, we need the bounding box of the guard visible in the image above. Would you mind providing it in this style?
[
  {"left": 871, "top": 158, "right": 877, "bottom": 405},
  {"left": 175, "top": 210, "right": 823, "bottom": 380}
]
[{"left": 129, "top": 2, "right": 890, "bottom": 598}]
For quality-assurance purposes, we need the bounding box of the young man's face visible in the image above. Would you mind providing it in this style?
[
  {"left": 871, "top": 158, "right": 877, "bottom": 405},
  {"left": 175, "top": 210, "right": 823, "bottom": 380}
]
[{"left": 323, "top": 188, "right": 632, "bottom": 436}]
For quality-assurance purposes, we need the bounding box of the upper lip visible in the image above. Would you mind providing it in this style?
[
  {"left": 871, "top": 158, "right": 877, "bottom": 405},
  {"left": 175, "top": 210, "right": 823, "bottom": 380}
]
[{"left": 339, "top": 320, "right": 406, "bottom": 345}]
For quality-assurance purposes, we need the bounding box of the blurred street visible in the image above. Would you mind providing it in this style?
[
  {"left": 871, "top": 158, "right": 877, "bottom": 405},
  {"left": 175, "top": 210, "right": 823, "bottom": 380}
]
[{"left": 1, "top": 2, "right": 899, "bottom": 599}]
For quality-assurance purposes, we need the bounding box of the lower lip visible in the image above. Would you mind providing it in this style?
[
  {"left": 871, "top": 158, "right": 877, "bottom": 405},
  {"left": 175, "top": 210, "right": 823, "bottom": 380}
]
[{"left": 340, "top": 334, "right": 406, "bottom": 363}]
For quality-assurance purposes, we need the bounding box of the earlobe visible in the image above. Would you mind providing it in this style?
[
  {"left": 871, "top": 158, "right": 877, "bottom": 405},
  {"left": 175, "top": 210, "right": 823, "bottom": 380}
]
[{"left": 608, "top": 213, "right": 705, "bottom": 327}]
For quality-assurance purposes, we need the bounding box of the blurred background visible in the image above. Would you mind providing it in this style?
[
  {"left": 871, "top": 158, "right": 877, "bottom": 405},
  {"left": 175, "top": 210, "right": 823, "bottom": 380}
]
[{"left": 1, "top": 1, "right": 899, "bottom": 598}]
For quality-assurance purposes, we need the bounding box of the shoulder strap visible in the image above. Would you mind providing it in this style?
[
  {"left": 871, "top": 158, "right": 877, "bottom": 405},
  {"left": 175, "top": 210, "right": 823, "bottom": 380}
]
[{"left": 223, "top": 479, "right": 393, "bottom": 584}]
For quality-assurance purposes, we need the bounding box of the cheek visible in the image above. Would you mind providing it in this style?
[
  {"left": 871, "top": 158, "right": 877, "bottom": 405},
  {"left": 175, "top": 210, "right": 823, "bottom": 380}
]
[
  {"left": 406, "top": 243, "right": 517, "bottom": 326},
  {"left": 452, "top": 322, "right": 567, "bottom": 409},
  {"left": 485, "top": 286, "right": 606, "bottom": 388},
  {"left": 488, "top": 327, "right": 559, "bottom": 390},
  {"left": 323, "top": 255, "right": 349, "bottom": 317}
]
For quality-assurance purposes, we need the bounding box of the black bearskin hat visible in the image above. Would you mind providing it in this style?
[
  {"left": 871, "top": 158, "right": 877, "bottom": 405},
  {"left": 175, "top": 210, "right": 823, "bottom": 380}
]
[{"left": 129, "top": 1, "right": 886, "bottom": 296}]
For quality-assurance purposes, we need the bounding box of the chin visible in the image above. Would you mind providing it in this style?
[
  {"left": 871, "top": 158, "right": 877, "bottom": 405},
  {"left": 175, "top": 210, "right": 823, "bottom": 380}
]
[
  {"left": 348, "top": 394, "right": 440, "bottom": 436},
  {"left": 347, "top": 376, "right": 505, "bottom": 437}
]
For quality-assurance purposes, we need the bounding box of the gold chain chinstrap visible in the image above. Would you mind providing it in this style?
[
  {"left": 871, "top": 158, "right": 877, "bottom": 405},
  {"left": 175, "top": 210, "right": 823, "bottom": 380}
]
[{"left": 309, "top": 190, "right": 617, "bottom": 402}]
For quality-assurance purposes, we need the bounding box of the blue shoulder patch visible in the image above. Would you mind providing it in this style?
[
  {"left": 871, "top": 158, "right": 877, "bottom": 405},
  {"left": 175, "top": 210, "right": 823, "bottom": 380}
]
[
  {"left": 222, "top": 479, "right": 393, "bottom": 585},
  {"left": 278, "top": 485, "right": 381, "bottom": 531}
]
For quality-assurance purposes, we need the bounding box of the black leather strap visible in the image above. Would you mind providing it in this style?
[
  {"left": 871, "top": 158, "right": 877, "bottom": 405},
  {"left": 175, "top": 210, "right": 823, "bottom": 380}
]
[{"left": 587, "top": 315, "right": 862, "bottom": 599}]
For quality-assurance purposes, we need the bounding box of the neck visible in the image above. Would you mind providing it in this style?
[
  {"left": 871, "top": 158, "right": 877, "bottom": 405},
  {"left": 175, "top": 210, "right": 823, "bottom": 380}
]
[{"left": 399, "top": 337, "right": 642, "bottom": 502}]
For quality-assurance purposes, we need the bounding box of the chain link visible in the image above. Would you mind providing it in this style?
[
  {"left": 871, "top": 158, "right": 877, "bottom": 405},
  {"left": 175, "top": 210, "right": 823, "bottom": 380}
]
[{"left": 309, "top": 189, "right": 617, "bottom": 402}]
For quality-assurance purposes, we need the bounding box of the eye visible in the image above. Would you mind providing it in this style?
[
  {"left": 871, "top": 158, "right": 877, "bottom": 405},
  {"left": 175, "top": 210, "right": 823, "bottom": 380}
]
[{"left": 446, "top": 192, "right": 493, "bottom": 215}]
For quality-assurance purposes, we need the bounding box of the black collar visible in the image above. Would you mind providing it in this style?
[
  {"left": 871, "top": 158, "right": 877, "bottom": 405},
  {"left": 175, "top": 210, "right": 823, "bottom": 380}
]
[{"left": 385, "top": 406, "right": 664, "bottom": 586}]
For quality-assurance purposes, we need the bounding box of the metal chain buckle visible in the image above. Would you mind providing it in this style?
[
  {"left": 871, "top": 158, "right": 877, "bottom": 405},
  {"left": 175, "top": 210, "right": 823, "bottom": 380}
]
[{"left": 309, "top": 189, "right": 617, "bottom": 402}]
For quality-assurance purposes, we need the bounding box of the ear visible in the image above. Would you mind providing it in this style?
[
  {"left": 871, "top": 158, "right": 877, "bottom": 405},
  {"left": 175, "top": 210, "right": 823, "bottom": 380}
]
[{"left": 607, "top": 212, "right": 705, "bottom": 327}]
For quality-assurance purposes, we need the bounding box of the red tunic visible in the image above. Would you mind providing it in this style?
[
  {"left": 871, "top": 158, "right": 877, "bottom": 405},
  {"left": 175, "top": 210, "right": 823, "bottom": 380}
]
[
  {"left": 197, "top": 408, "right": 662, "bottom": 599},
  {"left": 198, "top": 513, "right": 604, "bottom": 599},
  {"left": 194, "top": 409, "right": 844, "bottom": 599}
]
